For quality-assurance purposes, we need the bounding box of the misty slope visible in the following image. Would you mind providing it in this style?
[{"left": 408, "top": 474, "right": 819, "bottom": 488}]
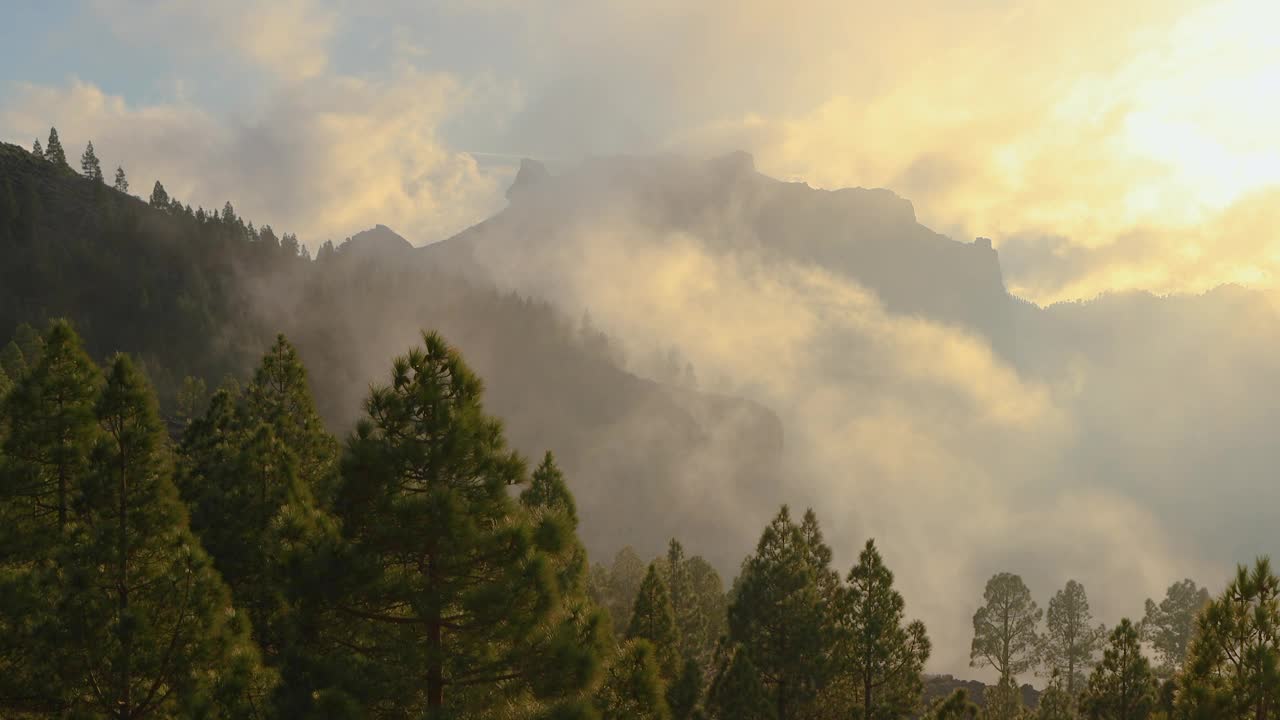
[{"left": 0, "top": 141, "right": 781, "bottom": 569}]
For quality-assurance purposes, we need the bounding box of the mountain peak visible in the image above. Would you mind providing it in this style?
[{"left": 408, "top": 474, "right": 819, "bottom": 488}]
[
  {"left": 340, "top": 224, "right": 413, "bottom": 256},
  {"left": 506, "top": 158, "right": 551, "bottom": 201}
]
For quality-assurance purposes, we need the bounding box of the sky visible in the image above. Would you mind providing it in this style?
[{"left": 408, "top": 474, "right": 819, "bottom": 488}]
[{"left": 2, "top": 0, "right": 1278, "bottom": 305}]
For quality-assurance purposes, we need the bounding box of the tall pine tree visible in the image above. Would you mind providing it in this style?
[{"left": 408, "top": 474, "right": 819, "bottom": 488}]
[
  {"left": 971, "top": 573, "right": 1042, "bottom": 686},
  {"left": 628, "top": 563, "right": 681, "bottom": 682},
  {"left": 1041, "top": 580, "right": 1105, "bottom": 699},
  {"left": 60, "top": 354, "right": 275, "bottom": 717},
  {"left": 1176, "top": 558, "right": 1280, "bottom": 718},
  {"left": 333, "top": 331, "right": 602, "bottom": 717},
  {"left": 1081, "top": 619, "right": 1155, "bottom": 720},
  {"left": 838, "top": 539, "right": 931, "bottom": 719},
  {"left": 80, "top": 141, "right": 103, "bottom": 182},
  {"left": 1142, "top": 578, "right": 1209, "bottom": 678},
  {"left": 44, "top": 127, "right": 68, "bottom": 169},
  {"left": 0, "top": 321, "right": 100, "bottom": 714},
  {"left": 244, "top": 335, "right": 338, "bottom": 502},
  {"left": 729, "top": 506, "right": 839, "bottom": 720},
  {"left": 0, "top": 321, "right": 99, "bottom": 536}
]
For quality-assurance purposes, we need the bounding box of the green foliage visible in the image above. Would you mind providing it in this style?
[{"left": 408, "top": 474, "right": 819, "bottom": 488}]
[
  {"left": 13, "top": 323, "right": 43, "bottom": 365},
  {"left": 597, "top": 639, "right": 671, "bottom": 720},
  {"left": 177, "top": 340, "right": 353, "bottom": 718},
  {"left": 243, "top": 335, "right": 337, "bottom": 500},
  {"left": 63, "top": 354, "right": 274, "bottom": 717},
  {"left": 0, "top": 341, "right": 26, "bottom": 380},
  {"left": 592, "top": 546, "right": 649, "bottom": 636},
  {"left": 628, "top": 563, "right": 681, "bottom": 681},
  {"left": 1035, "top": 682, "right": 1075, "bottom": 720},
  {"left": 333, "top": 331, "right": 603, "bottom": 716},
  {"left": 706, "top": 644, "right": 774, "bottom": 720},
  {"left": 1176, "top": 558, "right": 1280, "bottom": 719},
  {"left": 80, "top": 141, "right": 102, "bottom": 182},
  {"left": 1142, "top": 579, "right": 1209, "bottom": 678},
  {"left": 149, "top": 180, "right": 169, "bottom": 209},
  {"left": 0, "top": 321, "right": 100, "bottom": 536},
  {"left": 981, "top": 679, "right": 1028, "bottom": 720},
  {"left": 924, "top": 689, "right": 979, "bottom": 720},
  {"left": 838, "top": 538, "right": 931, "bottom": 719},
  {"left": 0, "top": 321, "right": 101, "bottom": 713},
  {"left": 31, "top": 138, "right": 42, "bottom": 157},
  {"left": 1042, "top": 579, "right": 1105, "bottom": 698},
  {"left": 1081, "top": 618, "right": 1155, "bottom": 720},
  {"left": 174, "top": 374, "right": 208, "bottom": 426},
  {"left": 113, "top": 166, "right": 128, "bottom": 193},
  {"left": 44, "top": 127, "right": 67, "bottom": 168},
  {"left": 667, "top": 656, "right": 703, "bottom": 720},
  {"left": 972, "top": 573, "right": 1042, "bottom": 684},
  {"left": 729, "top": 506, "right": 840, "bottom": 720}
]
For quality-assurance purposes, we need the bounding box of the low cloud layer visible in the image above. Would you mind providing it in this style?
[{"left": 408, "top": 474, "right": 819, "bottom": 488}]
[{"left": 457, "top": 205, "right": 1222, "bottom": 675}]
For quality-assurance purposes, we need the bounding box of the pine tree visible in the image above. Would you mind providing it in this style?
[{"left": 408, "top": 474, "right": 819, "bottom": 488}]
[
  {"left": 13, "top": 323, "right": 43, "bottom": 365},
  {"left": 591, "top": 546, "right": 648, "bottom": 636},
  {"left": 839, "top": 538, "right": 931, "bottom": 719},
  {"left": 0, "top": 321, "right": 100, "bottom": 536},
  {"left": 244, "top": 335, "right": 338, "bottom": 501},
  {"left": 729, "top": 506, "right": 839, "bottom": 720},
  {"left": 1042, "top": 580, "right": 1105, "bottom": 698},
  {"left": 1142, "top": 579, "right": 1209, "bottom": 678},
  {"left": 629, "top": 563, "right": 681, "bottom": 681},
  {"left": 971, "top": 573, "right": 1042, "bottom": 685},
  {"left": 80, "top": 141, "right": 103, "bottom": 182},
  {"left": 32, "top": 138, "right": 43, "bottom": 157},
  {"left": 1176, "top": 558, "right": 1280, "bottom": 718},
  {"left": 596, "top": 639, "right": 672, "bottom": 720},
  {"left": 1081, "top": 619, "right": 1155, "bottom": 720},
  {"left": 333, "top": 331, "right": 602, "bottom": 716},
  {"left": 44, "top": 127, "right": 68, "bottom": 168},
  {"left": 666, "top": 539, "right": 711, "bottom": 665},
  {"left": 668, "top": 656, "right": 703, "bottom": 720},
  {"left": 0, "top": 341, "right": 25, "bottom": 380},
  {"left": 686, "top": 555, "right": 729, "bottom": 664},
  {"left": 706, "top": 644, "right": 774, "bottom": 720},
  {"left": 149, "top": 180, "right": 169, "bottom": 209},
  {"left": 114, "top": 166, "right": 129, "bottom": 193},
  {"left": 59, "top": 354, "right": 275, "bottom": 717},
  {"left": 0, "top": 322, "right": 100, "bottom": 714}
]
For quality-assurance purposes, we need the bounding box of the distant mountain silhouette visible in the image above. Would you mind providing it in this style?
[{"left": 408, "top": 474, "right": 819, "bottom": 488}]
[{"left": 429, "top": 151, "right": 1014, "bottom": 350}]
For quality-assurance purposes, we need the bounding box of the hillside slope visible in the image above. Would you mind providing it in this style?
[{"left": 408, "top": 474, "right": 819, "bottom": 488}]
[{"left": 0, "top": 141, "right": 782, "bottom": 568}]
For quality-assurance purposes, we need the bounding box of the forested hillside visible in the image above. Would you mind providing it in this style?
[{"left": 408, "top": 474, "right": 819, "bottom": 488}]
[
  {"left": 2, "top": 314, "right": 1275, "bottom": 719},
  {"left": 0, "top": 139, "right": 780, "bottom": 568}
]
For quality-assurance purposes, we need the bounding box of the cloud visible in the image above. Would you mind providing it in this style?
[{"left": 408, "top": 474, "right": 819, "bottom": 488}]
[
  {"left": 432, "top": 0, "right": 1279, "bottom": 303},
  {"left": 88, "top": 0, "right": 336, "bottom": 81},
  {"left": 456, "top": 205, "right": 1206, "bottom": 675},
  {"left": 0, "top": 71, "right": 506, "bottom": 248}
]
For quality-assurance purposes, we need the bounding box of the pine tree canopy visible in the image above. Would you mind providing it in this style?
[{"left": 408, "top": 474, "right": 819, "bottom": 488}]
[{"left": 331, "top": 330, "right": 604, "bottom": 717}]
